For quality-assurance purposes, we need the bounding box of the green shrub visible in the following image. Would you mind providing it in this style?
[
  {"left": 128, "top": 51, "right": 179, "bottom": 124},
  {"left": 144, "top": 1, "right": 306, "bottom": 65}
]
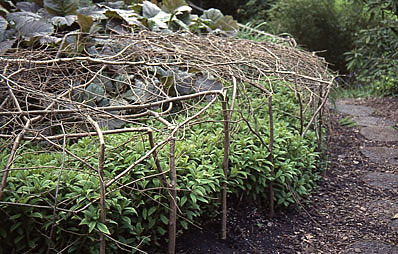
[
  {"left": 268, "top": 0, "right": 369, "bottom": 73},
  {"left": 345, "top": 0, "right": 398, "bottom": 96},
  {"left": 0, "top": 81, "right": 322, "bottom": 253}
]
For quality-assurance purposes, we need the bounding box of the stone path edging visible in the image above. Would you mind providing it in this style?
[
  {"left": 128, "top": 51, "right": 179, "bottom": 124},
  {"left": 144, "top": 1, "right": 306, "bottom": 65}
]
[{"left": 335, "top": 99, "right": 398, "bottom": 254}]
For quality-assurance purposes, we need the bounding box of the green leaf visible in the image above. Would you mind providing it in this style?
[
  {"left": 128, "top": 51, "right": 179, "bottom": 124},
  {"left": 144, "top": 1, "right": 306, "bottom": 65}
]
[
  {"left": 50, "top": 15, "right": 77, "bottom": 27},
  {"left": 96, "top": 222, "right": 110, "bottom": 234},
  {"left": 88, "top": 221, "right": 96, "bottom": 233},
  {"left": 10, "top": 222, "right": 21, "bottom": 232},
  {"left": 162, "top": 0, "right": 187, "bottom": 13},
  {"left": 0, "top": 227, "right": 7, "bottom": 238},
  {"left": 31, "top": 212, "right": 43, "bottom": 219},
  {"left": 160, "top": 214, "right": 168, "bottom": 225},
  {"left": 190, "top": 192, "right": 197, "bottom": 204},
  {"left": 148, "top": 206, "right": 157, "bottom": 217},
  {"left": 9, "top": 213, "right": 22, "bottom": 220},
  {"left": 44, "top": 0, "right": 78, "bottom": 16},
  {"left": 0, "top": 16, "right": 7, "bottom": 42},
  {"left": 77, "top": 13, "right": 93, "bottom": 33},
  {"left": 103, "top": 5, "right": 142, "bottom": 26},
  {"left": 180, "top": 195, "right": 187, "bottom": 206},
  {"left": 142, "top": 1, "right": 161, "bottom": 18}
]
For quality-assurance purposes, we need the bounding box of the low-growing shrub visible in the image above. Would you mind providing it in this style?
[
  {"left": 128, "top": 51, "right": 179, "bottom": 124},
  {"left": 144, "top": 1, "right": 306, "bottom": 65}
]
[{"left": 0, "top": 81, "right": 323, "bottom": 253}]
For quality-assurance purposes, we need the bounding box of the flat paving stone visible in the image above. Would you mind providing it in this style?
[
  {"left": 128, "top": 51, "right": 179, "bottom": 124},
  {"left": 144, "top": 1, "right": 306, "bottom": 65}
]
[
  {"left": 335, "top": 102, "right": 375, "bottom": 116},
  {"left": 366, "top": 199, "right": 398, "bottom": 230},
  {"left": 352, "top": 116, "right": 395, "bottom": 127},
  {"left": 345, "top": 241, "right": 398, "bottom": 254},
  {"left": 363, "top": 172, "right": 398, "bottom": 190},
  {"left": 360, "top": 126, "right": 398, "bottom": 142},
  {"left": 360, "top": 147, "right": 398, "bottom": 165}
]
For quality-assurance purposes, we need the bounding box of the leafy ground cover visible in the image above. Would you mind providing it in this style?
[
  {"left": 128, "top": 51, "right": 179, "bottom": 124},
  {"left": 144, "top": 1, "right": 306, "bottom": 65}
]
[{"left": 0, "top": 79, "right": 324, "bottom": 253}]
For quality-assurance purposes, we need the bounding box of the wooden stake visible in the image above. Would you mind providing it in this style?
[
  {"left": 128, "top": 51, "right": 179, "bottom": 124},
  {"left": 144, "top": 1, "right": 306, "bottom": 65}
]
[
  {"left": 168, "top": 138, "right": 176, "bottom": 254},
  {"left": 268, "top": 96, "right": 275, "bottom": 218},
  {"left": 221, "top": 95, "right": 230, "bottom": 240},
  {"left": 88, "top": 116, "right": 106, "bottom": 254}
]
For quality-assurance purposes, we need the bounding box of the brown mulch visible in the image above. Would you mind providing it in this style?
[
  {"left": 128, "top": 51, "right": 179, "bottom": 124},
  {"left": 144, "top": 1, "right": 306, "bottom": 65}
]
[{"left": 166, "top": 97, "right": 398, "bottom": 254}]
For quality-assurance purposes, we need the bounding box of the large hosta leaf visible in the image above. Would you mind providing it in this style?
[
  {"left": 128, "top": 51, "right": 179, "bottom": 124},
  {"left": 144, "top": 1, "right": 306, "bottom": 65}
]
[
  {"left": 18, "top": 20, "right": 54, "bottom": 39},
  {"left": 162, "top": 0, "right": 186, "bottom": 14},
  {"left": 16, "top": 2, "right": 41, "bottom": 13},
  {"left": 215, "top": 15, "right": 238, "bottom": 32},
  {"left": 50, "top": 15, "right": 77, "bottom": 27},
  {"left": 44, "top": 0, "right": 78, "bottom": 16},
  {"left": 77, "top": 13, "right": 93, "bottom": 32},
  {"left": 78, "top": 5, "right": 107, "bottom": 21},
  {"left": 7, "top": 12, "right": 54, "bottom": 39},
  {"left": 142, "top": 1, "right": 161, "bottom": 18},
  {"left": 200, "top": 8, "right": 223, "bottom": 26},
  {"left": 7, "top": 12, "right": 42, "bottom": 28},
  {"left": 0, "top": 39, "right": 15, "bottom": 53},
  {"left": 201, "top": 8, "right": 238, "bottom": 34},
  {"left": 102, "top": 5, "right": 142, "bottom": 26},
  {"left": 0, "top": 16, "right": 7, "bottom": 42}
]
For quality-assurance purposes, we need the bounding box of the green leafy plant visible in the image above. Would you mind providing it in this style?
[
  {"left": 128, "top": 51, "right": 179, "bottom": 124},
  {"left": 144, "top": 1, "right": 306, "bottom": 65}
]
[
  {"left": 268, "top": 0, "right": 369, "bottom": 73},
  {"left": 338, "top": 116, "right": 359, "bottom": 127},
  {"left": 0, "top": 0, "right": 238, "bottom": 53},
  {"left": 0, "top": 79, "right": 323, "bottom": 253}
]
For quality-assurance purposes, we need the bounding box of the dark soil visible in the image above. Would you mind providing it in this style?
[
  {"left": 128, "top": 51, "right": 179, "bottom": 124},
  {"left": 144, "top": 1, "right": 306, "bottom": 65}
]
[{"left": 159, "top": 97, "right": 398, "bottom": 254}]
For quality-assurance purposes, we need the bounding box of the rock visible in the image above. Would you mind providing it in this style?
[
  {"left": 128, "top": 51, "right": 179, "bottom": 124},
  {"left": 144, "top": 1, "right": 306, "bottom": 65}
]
[
  {"left": 360, "top": 126, "right": 398, "bottom": 142},
  {"left": 363, "top": 172, "right": 398, "bottom": 190},
  {"left": 360, "top": 147, "right": 398, "bottom": 165},
  {"left": 351, "top": 116, "right": 395, "bottom": 127},
  {"left": 335, "top": 102, "right": 375, "bottom": 116},
  {"left": 346, "top": 241, "right": 398, "bottom": 254}
]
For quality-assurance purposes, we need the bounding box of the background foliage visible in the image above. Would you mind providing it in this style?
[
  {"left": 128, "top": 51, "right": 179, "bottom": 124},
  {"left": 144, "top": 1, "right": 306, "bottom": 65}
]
[
  {"left": 267, "top": 0, "right": 369, "bottom": 73},
  {"left": 345, "top": 0, "right": 398, "bottom": 96}
]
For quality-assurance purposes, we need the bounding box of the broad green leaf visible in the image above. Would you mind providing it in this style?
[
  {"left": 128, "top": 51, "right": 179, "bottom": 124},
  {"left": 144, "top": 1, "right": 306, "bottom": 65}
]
[
  {"left": 162, "top": 0, "right": 186, "bottom": 14},
  {"left": 0, "top": 227, "right": 6, "bottom": 238},
  {"left": 10, "top": 221, "right": 22, "bottom": 232},
  {"left": 77, "top": 13, "right": 93, "bottom": 32},
  {"left": 148, "top": 206, "right": 157, "bottom": 217},
  {"left": 9, "top": 213, "right": 22, "bottom": 220},
  {"left": 148, "top": 11, "right": 171, "bottom": 30},
  {"left": 190, "top": 192, "right": 197, "bottom": 204},
  {"left": 201, "top": 8, "right": 223, "bottom": 25},
  {"left": 7, "top": 12, "right": 42, "bottom": 28},
  {"left": 79, "top": 218, "right": 89, "bottom": 226},
  {"left": 215, "top": 15, "right": 238, "bottom": 31},
  {"left": 31, "top": 212, "right": 43, "bottom": 219},
  {"left": 16, "top": 2, "right": 41, "bottom": 12},
  {"left": 51, "top": 15, "right": 77, "bottom": 27},
  {"left": 44, "top": 0, "right": 78, "bottom": 16},
  {"left": 102, "top": 5, "right": 142, "bottom": 26},
  {"left": 88, "top": 221, "right": 96, "bottom": 233},
  {"left": 0, "top": 16, "right": 7, "bottom": 41},
  {"left": 159, "top": 214, "right": 168, "bottom": 225},
  {"left": 96, "top": 222, "right": 110, "bottom": 234},
  {"left": 79, "top": 0, "right": 93, "bottom": 8},
  {"left": 180, "top": 195, "right": 187, "bottom": 206},
  {"left": 142, "top": 1, "right": 161, "bottom": 18},
  {"left": 78, "top": 5, "right": 107, "bottom": 21}
]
